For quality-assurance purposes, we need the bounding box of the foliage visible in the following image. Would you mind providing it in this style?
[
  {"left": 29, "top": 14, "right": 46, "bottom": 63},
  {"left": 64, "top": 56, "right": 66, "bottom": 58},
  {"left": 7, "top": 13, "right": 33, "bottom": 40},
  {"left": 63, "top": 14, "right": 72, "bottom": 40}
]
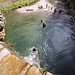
[
  {"left": 48, "top": 0, "right": 55, "bottom": 5},
  {"left": 0, "top": 0, "right": 3, "bottom": 2},
  {"left": 0, "top": 0, "right": 39, "bottom": 13},
  {"left": 61, "top": 0, "right": 75, "bottom": 10}
]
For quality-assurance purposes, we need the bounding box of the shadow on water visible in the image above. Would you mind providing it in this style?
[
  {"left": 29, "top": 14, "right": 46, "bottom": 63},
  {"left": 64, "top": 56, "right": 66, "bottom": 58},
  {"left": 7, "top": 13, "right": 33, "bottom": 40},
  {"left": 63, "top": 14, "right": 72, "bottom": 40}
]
[
  {"left": 5, "top": 10, "right": 75, "bottom": 74},
  {"left": 41, "top": 12, "right": 75, "bottom": 74}
]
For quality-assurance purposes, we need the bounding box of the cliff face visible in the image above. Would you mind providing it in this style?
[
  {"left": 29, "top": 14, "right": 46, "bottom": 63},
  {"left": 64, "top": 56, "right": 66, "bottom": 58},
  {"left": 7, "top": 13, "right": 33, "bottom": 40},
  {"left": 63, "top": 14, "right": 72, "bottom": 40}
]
[{"left": 0, "top": 12, "right": 53, "bottom": 75}]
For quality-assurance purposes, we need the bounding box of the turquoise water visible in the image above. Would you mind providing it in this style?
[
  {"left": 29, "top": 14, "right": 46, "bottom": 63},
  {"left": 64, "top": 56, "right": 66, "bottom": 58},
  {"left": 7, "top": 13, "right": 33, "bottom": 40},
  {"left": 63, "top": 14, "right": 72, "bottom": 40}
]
[
  {"left": 5, "top": 11, "right": 49, "bottom": 58},
  {"left": 5, "top": 10, "right": 75, "bottom": 74}
]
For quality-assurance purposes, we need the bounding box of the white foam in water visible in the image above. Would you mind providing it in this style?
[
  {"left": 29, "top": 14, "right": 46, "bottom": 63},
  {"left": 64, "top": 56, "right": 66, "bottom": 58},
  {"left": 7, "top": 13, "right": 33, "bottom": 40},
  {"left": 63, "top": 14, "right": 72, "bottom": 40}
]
[{"left": 24, "top": 47, "right": 40, "bottom": 67}]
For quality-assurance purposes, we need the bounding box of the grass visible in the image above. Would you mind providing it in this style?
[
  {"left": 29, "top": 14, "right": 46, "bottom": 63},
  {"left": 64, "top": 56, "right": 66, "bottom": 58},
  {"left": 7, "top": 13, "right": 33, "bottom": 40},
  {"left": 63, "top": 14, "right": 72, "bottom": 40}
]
[
  {"left": 0, "top": 0, "right": 3, "bottom": 2},
  {"left": 0, "top": 0, "right": 39, "bottom": 13},
  {"left": 48, "top": 0, "right": 55, "bottom": 5}
]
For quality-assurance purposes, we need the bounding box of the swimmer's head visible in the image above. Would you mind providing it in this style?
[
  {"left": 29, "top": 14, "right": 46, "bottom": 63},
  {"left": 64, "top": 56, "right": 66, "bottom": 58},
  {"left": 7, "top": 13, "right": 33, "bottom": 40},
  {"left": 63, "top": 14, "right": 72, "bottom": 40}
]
[
  {"left": 30, "top": 47, "right": 38, "bottom": 53},
  {"left": 33, "top": 47, "right": 36, "bottom": 52}
]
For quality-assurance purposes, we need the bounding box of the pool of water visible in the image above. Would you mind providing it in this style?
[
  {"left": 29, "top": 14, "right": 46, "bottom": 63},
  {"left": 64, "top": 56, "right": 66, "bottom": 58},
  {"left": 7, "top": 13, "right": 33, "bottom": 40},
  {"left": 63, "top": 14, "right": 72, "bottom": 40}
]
[{"left": 5, "top": 10, "right": 75, "bottom": 74}]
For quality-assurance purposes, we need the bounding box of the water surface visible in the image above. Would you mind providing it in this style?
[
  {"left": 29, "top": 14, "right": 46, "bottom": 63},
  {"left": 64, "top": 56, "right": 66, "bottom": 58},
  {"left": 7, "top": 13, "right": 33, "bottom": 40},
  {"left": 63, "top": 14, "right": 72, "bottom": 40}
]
[{"left": 5, "top": 11, "right": 75, "bottom": 74}]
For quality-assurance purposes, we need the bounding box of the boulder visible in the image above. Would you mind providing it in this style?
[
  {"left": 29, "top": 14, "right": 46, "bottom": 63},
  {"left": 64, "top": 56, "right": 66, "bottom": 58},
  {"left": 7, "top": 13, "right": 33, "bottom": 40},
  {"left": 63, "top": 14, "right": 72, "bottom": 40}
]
[{"left": 0, "top": 43, "right": 54, "bottom": 75}]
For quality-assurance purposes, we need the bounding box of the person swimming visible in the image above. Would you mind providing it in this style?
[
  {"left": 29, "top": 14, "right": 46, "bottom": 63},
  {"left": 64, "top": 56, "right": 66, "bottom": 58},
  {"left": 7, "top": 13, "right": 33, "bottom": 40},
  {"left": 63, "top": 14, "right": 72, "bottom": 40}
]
[
  {"left": 41, "top": 20, "right": 46, "bottom": 28},
  {"left": 24, "top": 47, "right": 40, "bottom": 67},
  {"left": 42, "top": 23, "right": 46, "bottom": 28},
  {"left": 41, "top": 20, "right": 43, "bottom": 23},
  {"left": 32, "top": 47, "right": 37, "bottom": 52}
]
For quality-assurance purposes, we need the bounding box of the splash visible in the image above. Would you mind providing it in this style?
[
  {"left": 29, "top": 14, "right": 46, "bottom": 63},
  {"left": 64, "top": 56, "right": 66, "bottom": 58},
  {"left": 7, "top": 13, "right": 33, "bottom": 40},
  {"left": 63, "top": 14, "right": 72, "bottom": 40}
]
[{"left": 24, "top": 47, "right": 40, "bottom": 68}]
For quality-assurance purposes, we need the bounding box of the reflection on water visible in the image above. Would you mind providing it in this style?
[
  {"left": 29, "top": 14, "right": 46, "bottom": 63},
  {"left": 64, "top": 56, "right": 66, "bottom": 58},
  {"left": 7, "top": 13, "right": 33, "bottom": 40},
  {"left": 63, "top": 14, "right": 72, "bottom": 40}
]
[{"left": 5, "top": 11, "right": 75, "bottom": 74}]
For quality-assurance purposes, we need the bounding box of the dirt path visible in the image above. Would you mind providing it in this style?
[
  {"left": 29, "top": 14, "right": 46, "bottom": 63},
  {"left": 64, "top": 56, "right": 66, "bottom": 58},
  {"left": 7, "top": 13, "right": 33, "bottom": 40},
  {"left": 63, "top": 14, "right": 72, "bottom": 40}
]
[{"left": 16, "top": 0, "right": 55, "bottom": 13}]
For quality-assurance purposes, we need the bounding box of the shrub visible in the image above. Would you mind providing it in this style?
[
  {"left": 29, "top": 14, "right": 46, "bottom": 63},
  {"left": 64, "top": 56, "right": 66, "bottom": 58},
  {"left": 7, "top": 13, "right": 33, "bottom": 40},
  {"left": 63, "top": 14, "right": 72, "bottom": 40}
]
[
  {"left": 0, "top": 0, "right": 39, "bottom": 13},
  {"left": 48, "top": 0, "right": 55, "bottom": 5}
]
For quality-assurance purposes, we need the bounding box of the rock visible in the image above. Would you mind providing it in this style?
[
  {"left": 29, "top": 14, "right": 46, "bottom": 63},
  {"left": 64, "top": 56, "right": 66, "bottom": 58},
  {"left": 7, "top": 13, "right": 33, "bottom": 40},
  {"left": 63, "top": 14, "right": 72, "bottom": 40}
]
[
  {"left": 0, "top": 12, "right": 5, "bottom": 41},
  {"left": 26, "top": 9, "right": 33, "bottom": 11},
  {"left": 0, "top": 48, "right": 11, "bottom": 67},
  {"left": 0, "top": 43, "right": 54, "bottom": 75},
  {"left": 46, "top": 72, "right": 53, "bottom": 75},
  {"left": 25, "top": 66, "right": 42, "bottom": 75},
  {"left": 0, "top": 54, "right": 28, "bottom": 75},
  {"left": 0, "top": 44, "right": 3, "bottom": 50}
]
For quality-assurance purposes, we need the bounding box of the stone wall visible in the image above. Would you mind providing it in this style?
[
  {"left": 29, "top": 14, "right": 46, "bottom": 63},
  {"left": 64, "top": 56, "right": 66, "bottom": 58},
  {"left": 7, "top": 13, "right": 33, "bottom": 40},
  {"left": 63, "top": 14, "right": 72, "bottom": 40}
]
[{"left": 0, "top": 12, "right": 5, "bottom": 41}]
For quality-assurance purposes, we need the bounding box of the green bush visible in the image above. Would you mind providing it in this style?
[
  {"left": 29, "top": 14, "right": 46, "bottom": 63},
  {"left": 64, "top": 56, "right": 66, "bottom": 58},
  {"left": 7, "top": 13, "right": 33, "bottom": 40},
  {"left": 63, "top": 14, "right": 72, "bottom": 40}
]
[
  {"left": 48, "top": 0, "right": 55, "bottom": 5},
  {"left": 0, "top": 0, "right": 3, "bottom": 2},
  {"left": 0, "top": 0, "right": 39, "bottom": 13}
]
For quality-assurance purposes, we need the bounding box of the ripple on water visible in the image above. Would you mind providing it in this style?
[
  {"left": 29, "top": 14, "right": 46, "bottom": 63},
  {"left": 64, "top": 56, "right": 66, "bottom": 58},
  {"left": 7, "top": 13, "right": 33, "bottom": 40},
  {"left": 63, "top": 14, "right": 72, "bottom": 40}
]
[{"left": 5, "top": 10, "right": 75, "bottom": 74}]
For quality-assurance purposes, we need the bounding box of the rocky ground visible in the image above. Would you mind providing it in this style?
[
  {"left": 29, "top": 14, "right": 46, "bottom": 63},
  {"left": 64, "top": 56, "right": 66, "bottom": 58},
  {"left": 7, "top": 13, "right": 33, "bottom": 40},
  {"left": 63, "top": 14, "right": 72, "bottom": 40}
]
[
  {"left": 16, "top": 0, "right": 55, "bottom": 13},
  {"left": 0, "top": 12, "right": 5, "bottom": 41}
]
